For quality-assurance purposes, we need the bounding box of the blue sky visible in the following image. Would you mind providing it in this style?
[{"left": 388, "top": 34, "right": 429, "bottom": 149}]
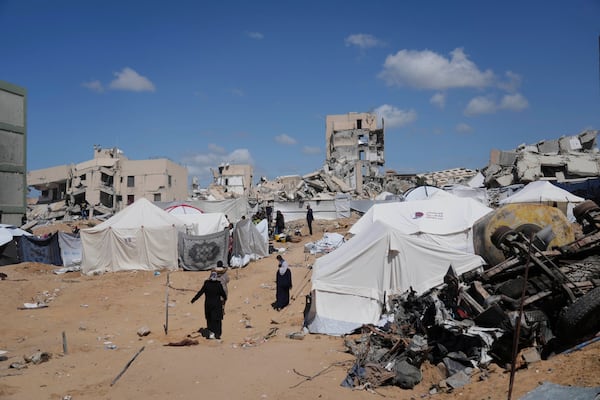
[{"left": 2, "top": 1, "right": 599, "bottom": 187}]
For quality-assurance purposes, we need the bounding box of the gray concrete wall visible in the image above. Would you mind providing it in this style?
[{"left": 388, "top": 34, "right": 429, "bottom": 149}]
[{"left": 0, "top": 80, "right": 27, "bottom": 225}]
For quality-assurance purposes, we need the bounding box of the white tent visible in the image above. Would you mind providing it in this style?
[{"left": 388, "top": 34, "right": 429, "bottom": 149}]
[
  {"left": 349, "top": 195, "right": 493, "bottom": 253},
  {"left": 499, "top": 180, "right": 585, "bottom": 221},
  {"left": 164, "top": 203, "right": 204, "bottom": 214},
  {"left": 305, "top": 221, "right": 486, "bottom": 335},
  {"left": 499, "top": 180, "right": 584, "bottom": 204},
  {"left": 81, "top": 198, "right": 185, "bottom": 275},
  {"left": 169, "top": 212, "right": 230, "bottom": 236}
]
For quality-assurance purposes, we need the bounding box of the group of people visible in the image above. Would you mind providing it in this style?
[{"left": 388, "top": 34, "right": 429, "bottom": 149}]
[
  {"left": 190, "top": 254, "right": 293, "bottom": 340},
  {"left": 274, "top": 205, "right": 314, "bottom": 236},
  {"left": 190, "top": 205, "right": 317, "bottom": 340}
]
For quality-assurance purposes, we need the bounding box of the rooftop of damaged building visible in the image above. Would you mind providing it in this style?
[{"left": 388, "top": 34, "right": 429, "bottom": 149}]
[{"left": 483, "top": 129, "right": 600, "bottom": 188}]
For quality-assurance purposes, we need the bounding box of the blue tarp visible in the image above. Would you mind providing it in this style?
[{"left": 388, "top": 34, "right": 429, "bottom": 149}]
[{"left": 17, "top": 233, "right": 63, "bottom": 266}]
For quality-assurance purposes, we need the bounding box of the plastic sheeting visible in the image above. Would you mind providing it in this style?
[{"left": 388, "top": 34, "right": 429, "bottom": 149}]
[
  {"left": 274, "top": 196, "right": 351, "bottom": 223},
  {"left": 57, "top": 231, "right": 82, "bottom": 268},
  {"left": 17, "top": 233, "right": 63, "bottom": 266},
  {"left": 231, "top": 218, "right": 268, "bottom": 267}
]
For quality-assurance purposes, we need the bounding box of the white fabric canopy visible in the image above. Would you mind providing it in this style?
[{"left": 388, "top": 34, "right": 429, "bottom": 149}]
[
  {"left": 349, "top": 195, "right": 492, "bottom": 253},
  {"left": 171, "top": 212, "right": 229, "bottom": 236},
  {"left": 499, "top": 180, "right": 585, "bottom": 204},
  {"left": 81, "top": 198, "right": 185, "bottom": 275},
  {"left": 306, "top": 221, "right": 485, "bottom": 335}
]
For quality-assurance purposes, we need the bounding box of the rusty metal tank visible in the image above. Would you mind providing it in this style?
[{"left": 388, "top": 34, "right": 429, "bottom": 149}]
[{"left": 473, "top": 203, "right": 574, "bottom": 266}]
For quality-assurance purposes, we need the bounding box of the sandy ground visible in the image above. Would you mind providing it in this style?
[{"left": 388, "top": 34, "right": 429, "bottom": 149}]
[{"left": 1, "top": 220, "right": 599, "bottom": 400}]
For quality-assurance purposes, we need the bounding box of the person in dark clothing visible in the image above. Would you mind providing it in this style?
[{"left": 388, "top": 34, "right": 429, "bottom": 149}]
[
  {"left": 272, "top": 255, "right": 292, "bottom": 311},
  {"left": 274, "top": 210, "right": 285, "bottom": 235},
  {"left": 191, "top": 271, "right": 227, "bottom": 339},
  {"left": 306, "top": 205, "right": 314, "bottom": 235}
]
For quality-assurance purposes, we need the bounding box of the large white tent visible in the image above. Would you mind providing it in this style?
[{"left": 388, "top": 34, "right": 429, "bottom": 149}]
[
  {"left": 499, "top": 180, "right": 584, "bottom": 204},
  {"left": 305, "top": 221, "right": 486, "bottom": 335},
  {"left": 81, "top": 198, "right": 185, "bottom": 275},
  {"left": 349, "top": 195, "right": 493, "bottom": 253},
  {"left": 499, "top": 180, "right": 585, "bottom": 221}
]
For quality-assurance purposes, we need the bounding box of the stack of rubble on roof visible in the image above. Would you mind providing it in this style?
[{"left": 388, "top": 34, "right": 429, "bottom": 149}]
[
  {"left": 482, "top": 130, "right": 600, "bottom": 188},
  {"left": 418, "top": 167, "right": 479, "bottom": 187}
]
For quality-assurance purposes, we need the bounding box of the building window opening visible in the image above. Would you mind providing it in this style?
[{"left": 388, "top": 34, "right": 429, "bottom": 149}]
[
  {"left": 357, "top": 119, "right": 362, "bottom": 129},
  {"left": 154, "top": 193, "right": 161, "bottom": 202},
  {"left": 127, "top": 195, "right": 135, "bottom": 205},
  {"left": 127, "top": 176, "right": 135, "bottom": 187}
]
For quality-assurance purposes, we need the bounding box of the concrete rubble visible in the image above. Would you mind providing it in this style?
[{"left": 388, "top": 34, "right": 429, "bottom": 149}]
[{"left": 482, "top": 130, "right": 600, "bottom": 187}]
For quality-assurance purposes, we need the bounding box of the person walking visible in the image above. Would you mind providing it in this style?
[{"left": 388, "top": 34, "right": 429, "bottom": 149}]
[
  {"left": 214, "top": 260, "right": 229, "bottom": 296},
  {"left": 272, "top": 255, "right": 292, "bottom": 311},
  {"left": 306, "top": 205, "right": 314, "bottom": 235},
  {"left": 275, "top": 210, "right": 285, "bottom": 235},
  {"left": 191, "top": 271, "right": 227, "bottom": 339}
]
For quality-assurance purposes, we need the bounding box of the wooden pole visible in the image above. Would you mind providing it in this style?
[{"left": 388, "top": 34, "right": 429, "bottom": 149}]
[
  {"left": 110, "top": 346, "right": 145, "bottom": 386},
  {"left": 62, "top": 331, "right": 68, "bottom": 355},
  {"left": 164, "top": 273, "right": 170, "bottom": 334}
]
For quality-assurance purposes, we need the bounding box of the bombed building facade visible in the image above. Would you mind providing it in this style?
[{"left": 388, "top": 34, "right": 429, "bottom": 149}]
[
  {"left": 324, "top": 112, "right": 385, "bottom": 193},
  {"left": 27, "top": 146, "right": 188, "bottom": 216}
]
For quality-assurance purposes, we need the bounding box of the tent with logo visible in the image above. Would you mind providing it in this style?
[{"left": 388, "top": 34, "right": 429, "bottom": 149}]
[
  {"left": 81, "top": 198, "right": 185, "bottom": 275},
  {"left": 305, "top": 221, "right": 486, "bottom": 335},
  {"left": 349, "top": 194, "right": 493, "bottom": 253}
]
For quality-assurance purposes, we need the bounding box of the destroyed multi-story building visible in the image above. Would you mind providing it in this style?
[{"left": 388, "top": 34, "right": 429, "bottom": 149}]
[
  {"left": 27, "top": 146, "right": 188, "bottom": 215},
  {"left": 324, "top": 112, "right": 385, "bottom": 193},
  {"left": 0, "top": 80, "right": 27, "bottom": 226},
  {"left": 210, "top": 163, "right": 253, "bottom": 196},
  {"left": 483, "top": 130, "right": 600, "bottom": 187}
]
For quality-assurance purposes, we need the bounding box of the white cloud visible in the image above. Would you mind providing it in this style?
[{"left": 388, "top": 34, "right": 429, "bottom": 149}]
[
  {"left": 208, "top": 143, "right": 226, "bottom": 154},
  {"left": 230, "top": 88, "right": 245, "bottom": 97},
  {"left": 498, "top": 71, "right": 522, "bottom": 93},
  {"left": 302, "top": 146, "right": 321, "bottom": 155},
  {"left": 109, "top": 67, "right": 155, "bottom": 92},
  {"left": 246, "top": 31, "right": 264, "bottom": 40},
  {"left": 465, "top": 92, "right": 529, "bottom": 116},
  {"left": 500, "top": 93, "right": 529, "bottom": 111},
  {"left": 345, "top": 33, "right": 382, "bottom": 49},
  {"left": 374, "top": 104, "right": 417, "bottom": 128},
  {"left": 82, "top": 80, "right": 104, "bottom": 93},
  {"left": 182, "top": 148, "right": 254, "bottom": 184},
  {"left": 464, "top": 96, "right": 497, "bottom": 116},
  {"left": 379, "top": 48, "right": 495, "bottom": 90},
  {"left": 456, "top": 123, "right": 473, "bottom": 133},
  {"left": 430, "top": 92, "right": 446, "bottom": 109},
  {"left": 274, "top": 134, "right": 297, "bottom": 145}
]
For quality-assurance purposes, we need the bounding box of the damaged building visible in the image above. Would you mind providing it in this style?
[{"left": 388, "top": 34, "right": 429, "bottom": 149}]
[
  {"left": 0, "top": 80, "right": 27, "bottom": 226},
  {"left": 27, "top": 146, "right": 188, "bottom": 217},
  {"left": 324, "top": 112, "right": 385, "bottom": 193},
  {"left": 483, "top": 130, "right": 600, "bottom": 187},
  {"left": 210, "top": 163, "right": 253, "bottom": 196}
]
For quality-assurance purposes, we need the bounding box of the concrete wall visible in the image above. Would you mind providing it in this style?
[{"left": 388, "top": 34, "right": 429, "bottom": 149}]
[{"left": 0, "top": 80, "right": 27, "bottom": 225}]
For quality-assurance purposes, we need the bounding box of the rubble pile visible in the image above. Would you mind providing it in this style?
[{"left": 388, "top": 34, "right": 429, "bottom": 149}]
[
  {"left": 339, "top": 203, "right": 600, "bottom": 391},
  {"left": 483, "top": 130, "right": 600, "bottom": 187}
]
